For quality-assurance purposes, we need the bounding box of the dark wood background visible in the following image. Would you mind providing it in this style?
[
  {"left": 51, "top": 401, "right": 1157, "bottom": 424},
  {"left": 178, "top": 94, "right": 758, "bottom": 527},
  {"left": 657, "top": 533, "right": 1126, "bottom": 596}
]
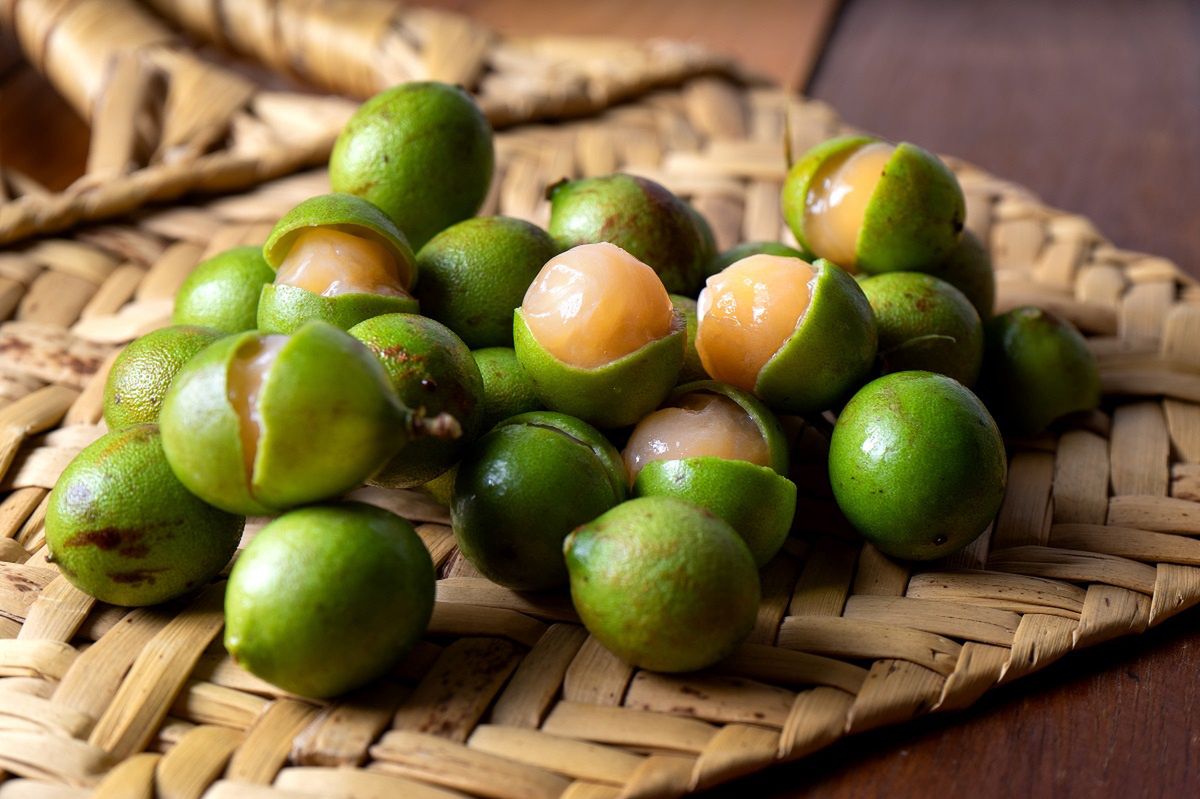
[{"left": 3, "top": 1, "right": 1199, "bottom": 796}]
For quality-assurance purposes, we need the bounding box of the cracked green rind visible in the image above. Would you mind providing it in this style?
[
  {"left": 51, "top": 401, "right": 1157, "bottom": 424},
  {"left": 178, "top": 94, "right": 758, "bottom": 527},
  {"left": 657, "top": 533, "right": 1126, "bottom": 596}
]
[
  {"left": 668, "top": 295, "right": 708, "bottom": 384},
  {"left": 633, "top": 457, "right": 796, "bottom": 567},
  {"left": 781, "top": 134, "right": 877, "bottom": 258},
  {"left": 173, "top": 246, "right": 274, "bottom": 333},
  {"left": 513, "top": 308, "right": 685, "bottom": 428},
  {"left": 496, "top": 411, "right": 628, "bottom": 501},
  {"left": 262, "top": 193, "right": 418, "bottom": 289},
  {"left": 669, "top": 380, "right": 789, "bottom": 476},
  {"left": 257, "top": 283, "right": 419, "bottom": 334},
  {"left": 754, "top": 260, "right": 878, "bottom": 414}
]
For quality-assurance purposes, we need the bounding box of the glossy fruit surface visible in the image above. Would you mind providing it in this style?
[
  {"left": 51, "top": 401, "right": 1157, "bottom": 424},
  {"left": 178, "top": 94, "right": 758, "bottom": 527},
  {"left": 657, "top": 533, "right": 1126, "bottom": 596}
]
[
  {"left": 329, "top": 82, "right": 494, "bottom": 250},
  {"left": 224, "top": 502, "right": 434, "bottom": 698},
  {"left": 173, "top": 246, "right": 274, "bottom": 333},
  {"left": 829, "top": 371, "right": 1007, "bottom": 560},
  {"left": 103, "top": 325, "right": 224, "bottom": 431},
  {"left": 46, "top": 424, "right": 243, "bottom": 606},
  {"left": 707, "top": 240, "right": 807, "bottom": 278},
  {"left": 564, "top": 496, "right": 760, "bottom": 672},
  {"left": 472, "top": 347, "right": 542, "bottom": 431}
]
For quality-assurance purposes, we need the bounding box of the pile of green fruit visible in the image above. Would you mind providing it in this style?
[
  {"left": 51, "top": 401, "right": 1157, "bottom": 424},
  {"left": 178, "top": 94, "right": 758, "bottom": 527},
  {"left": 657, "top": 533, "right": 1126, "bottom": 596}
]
[{"left": 45, "top": 82, "right": 1101, "bottom": 698}]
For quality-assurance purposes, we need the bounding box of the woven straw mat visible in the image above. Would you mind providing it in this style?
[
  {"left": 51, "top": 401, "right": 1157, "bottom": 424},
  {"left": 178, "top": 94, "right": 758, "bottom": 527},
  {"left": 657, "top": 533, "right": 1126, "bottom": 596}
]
[{"left": 3, "top": 4, "right": 1200, "bottom": 799}]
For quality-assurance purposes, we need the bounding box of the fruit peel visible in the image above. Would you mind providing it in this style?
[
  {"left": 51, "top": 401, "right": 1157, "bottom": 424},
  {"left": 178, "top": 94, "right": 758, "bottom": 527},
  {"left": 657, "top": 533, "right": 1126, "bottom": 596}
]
[
  {"left": 781, "top": 135, "right": 876, "bottom": 258},
  {"left": 173, "top": 246, "right": 274, "bottom": 333},
  {"left": 257, "top": 283, "right": 419, "bottom": 334},
  {"left": 669, "top": 380, "right": 790, "bottom": 476}
]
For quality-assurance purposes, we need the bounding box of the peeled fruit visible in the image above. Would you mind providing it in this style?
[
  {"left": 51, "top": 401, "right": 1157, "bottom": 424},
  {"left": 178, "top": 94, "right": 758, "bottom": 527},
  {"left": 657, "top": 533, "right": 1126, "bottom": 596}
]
[
  {"left": 696, "top": 254, "right": 877, "bottom": 414},
  {"left": 829, "top": 371, "right": 1007, "bottom": 560},
  {"left": 514, "top": 243, "right": 685, "bottom": 428},
  {"left": 224, "top": 503, "right": 434, "bottom": 698},
  {"left": 452, "top": 411, "right": 626, "bottom": 590},
  {"left": 980, "top": 307, "right": 1101, "bottom": 434},
  {"left": 782, "top": 135, "right": 965, "bottom": 274},
  {"left": 160, "top": 321, "right": 412, "bottom": 516},
  {"left": 625, "top": 381, "right": 795, "bottom": 566},
  {"left": 564, "top": 496, "right": 760, "bottom": 672},
  {"left": 548, "top": 174, "right": 709, "bottom": 295},
  {"left": 860, "top": 271, "right": 983, "bottom": 386},
  {"left": 103, "top": 325, "right": 224, "bottom": 432},
  {"left": 472, "top": 347, "right": 543, "bottom": 431},
  {"left": 46, "top": 425, "right": 243, "bottom": 606},
  {"left": 330, "top": 81, "right": 494, "bottom": 250},
  {"left": 173, "top": 246, "right": 274, "bottom": 333},
  {"left": 349, "top": 314, "right": 484, "bottom": 487},
  {"left": 258, "top": 194, "right": 418, "bottom": 333},
  {"left": 707, "top": 240, "right": 808, "bottom": 279}
]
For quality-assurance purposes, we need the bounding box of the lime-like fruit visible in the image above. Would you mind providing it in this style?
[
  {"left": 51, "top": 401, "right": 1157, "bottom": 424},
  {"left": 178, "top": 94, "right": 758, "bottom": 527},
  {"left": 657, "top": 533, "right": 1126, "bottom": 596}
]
[
  {"left": 564, "top": 496, "right": 760, "bottom": 672},
  {"left": 782, "top": 135, "right": 965, "bottom": 274},
  {"left": 472, "top": 347, "right": 543, "bottom": 431},
  {"left": 829, "top": 371, "right": 1007, "bottom": 560},
  {"left": 668, "top": 294, "right": 708, "bottom": 383},
  {"left": 173, "top": 247, "right": 274, "bottom": 333},
  {"left": 415, "top": 216, "right": 558, "bottom": 348},
  {"left": 980, "top": 306, "right": 1100, "bottom": 434},
  {"left": 929, "top": 230, "right": 995, "bottom": 319},
  {"left": 697, "top": 254, "right": 876, "bottom": 414},
  {"left": 707, "top": 240, "right": 807, "bottom": 279},
  {"left": 46, "top": 424, "right": 243, "bottom": 606},
  {"left": 224, "top": 502, "right": 434, "bottom": 698},
  {"left": 860, "top": 271, "right": 983, "bottom": 385},
  {"left": 103, "top": 325, "right": 224, "bottom": 432},
  {"left": 329, "top": 81, "right": 494, "bottom": 250},
  {"left": 452, "top": 411, "right": 626, "bottom": 590}
]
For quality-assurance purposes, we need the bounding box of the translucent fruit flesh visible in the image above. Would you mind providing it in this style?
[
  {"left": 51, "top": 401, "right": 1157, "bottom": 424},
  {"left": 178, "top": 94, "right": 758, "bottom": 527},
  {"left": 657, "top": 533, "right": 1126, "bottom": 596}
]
[
  {"left": 522, "top": 242, "right": 673, "bottom": 369},
  {"left": 228, "top": 335, "right": 288, "bottom": 480},
  {"left": 695, "top": 255, "right": 815, "bottom": 391},
  {"left": 803, "top": 142, "right": 894, "bottom": 268},
  {"left": 623, "top": 392, "right": 771, "bottom": 482},
  {"left": 275, "top": 228, "right": 410, "bottom": 298}
]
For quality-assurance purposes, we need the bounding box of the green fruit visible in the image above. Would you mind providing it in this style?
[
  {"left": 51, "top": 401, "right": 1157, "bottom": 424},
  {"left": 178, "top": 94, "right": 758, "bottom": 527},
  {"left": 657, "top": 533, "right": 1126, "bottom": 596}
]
[
  {"left": 514, "top": 307, "right": 686, "bottom": 428},
  {"left": 781, "top": 135, "right": 965, "bottom": 274},
  {"left": 329, "top": 82, "right": 494, "bottom": 250},
  {"left": 224, "top": 503, "right": 434, "bottom": 698},
  {"left": 452, "top": 412, "right": 626, "bottom": 590},
  {"left": 46, "top": 425, "right": 243, "bottom": 606},
  {"left": 753, "top": 260, "right": 877, "bottom": 413},
  {"left": 160, "top": 321, "right": 407, "bottom": 516},
  {"left": 257, "top": 285, "right": 419, "bottom": 335},
  {"left": 686, "top": 203, "right": 719, "bottom": 285},
  {"left": 707, "top": 240, "right": 807, "bottom": 279},
  {"left": 173, "top": 247, "right": 274, "bottom": 333},
  {"left": 103, "top": 325, "right": 224, "bottom": 432},
  {"left": 980, "top": 307, "right": 1101, "bottom": 435},
  {"left": 860, "top": 272, "right": 983, "bottom": 386},
  {"left": 668, "top": 295, "right": 708, "bottom": 383},
  {"left": 349, "top": 314, "right": 484, "bottom": 488},
  {"left": 929, "top": 230, "right": 995, "bottom": 319},
  {"left": 564, "top": 496, "right": 760, "bottom": 672},
  {"left": 415, "top": 217, "right": 558, "bottom": 348},
  {"left": 472, "top": 347, "right": 543, "bottom": 431},
  {"left": 829, "top": 371, "right": 1007, "bottom": 560},
  {"left": 548, "top": 174, "right": 708, "bottom": 295}
]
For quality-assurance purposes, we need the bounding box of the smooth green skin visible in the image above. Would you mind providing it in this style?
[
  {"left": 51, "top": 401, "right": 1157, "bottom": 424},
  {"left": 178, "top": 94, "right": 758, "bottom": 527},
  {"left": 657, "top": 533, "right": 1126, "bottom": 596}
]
[
  {"left": 103, "top": 325, "right": 224, "bottom": 431},
  {"left": 707, "top": 240, "right": 808, "bottom": 279},
  {"left": 160, "top": 322, "right": 405, "bottom": 516},
  {"left": 329, "top": 82, "right": 494, "bottom": 251},
  {"left": 829, "top": 371, "right": 1007, "bottom": 561},
  {"left": 668, "top": 295, "right": 708, "bottom": 383},
  {"left": 980, "top": 307, "right": 1101, "bottom": 435},
  {"left": 472, "top": 347, "right": 543, "bottom": 431},
  {"left": 548, "top": 174, "right": 707, "bottom": 296},
  {"left": 860, "top": 272, "right": 983, "bottom": 386},
  {"left": 415, "top": 217, "right": 558, "bottom": 348},
  {"left": 564, "top": 496, "right": 760, "bottom": 672},
  {"left": 452, "top": 413, "right": 626, "bottom": 590},
  {"left": 224, "top": 503, "right": 434, "bottom": 698},
  {"left": 513, "top": 308, "right": 686, "bottom": 428},
  {"left": 670, "top": 380, "right": 790, "bottom": 475},
  {"left": 782, "top": 136, "right": 966, "bottom": 274},
  {"left": 349, "top": 314, "right": 484, "bottom": 488},
  {"left": 634, "top": 458, "right": 795, "bottom": 567},
  {"left": 686, "top": 203, "right": 719, "bottom": 287},
  {"left": 46, "top": 425, "right": 243, "bottom": 607},
  {"left": 173, "top": 247, "right": 274, "bottom": 333},
  {"left": 755, "top": 260, "right": 878, "bottom": 414},
  {"left": 929, "top": 230, "right": 995, "bottom": 319},
  {"left": 257, "top": 283, "right": 419, "bottom": 334}
]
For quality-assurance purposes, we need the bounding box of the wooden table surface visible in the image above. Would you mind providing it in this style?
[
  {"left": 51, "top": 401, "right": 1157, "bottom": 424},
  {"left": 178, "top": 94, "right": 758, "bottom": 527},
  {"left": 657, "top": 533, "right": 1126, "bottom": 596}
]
[{"left": 3, "top": 1, "right": 1198, "bottom": 797}]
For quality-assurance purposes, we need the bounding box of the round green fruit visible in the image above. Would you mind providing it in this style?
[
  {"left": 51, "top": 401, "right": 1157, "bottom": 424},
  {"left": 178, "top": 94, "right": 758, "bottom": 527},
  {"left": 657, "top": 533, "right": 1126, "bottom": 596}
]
[
  {"left": 224, "top": 503, "right": 434, "bottom": 698},
  {"left": 103, "top": 325, "right": 224, "bottom": 432},
  {"left": 829, "top": 371, "right": 1007, "bottom": 560},
  {"left": 472, "top": 347, "right": 543, "bottom": 431},
  {"left": 173, "top": 247, "right": 274, "bottom": 333},
  {"left": 668, "top": 294, "right": 708, "bottom": 383},
  {"left": 564, "top": 496, "right": 760, "bottom": 672},
  {"left": 929, "top": 230, "right": 995, "bottom": 319},
  {"left": 46, "top": 424, "right": 243, "bottom": 606}
]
